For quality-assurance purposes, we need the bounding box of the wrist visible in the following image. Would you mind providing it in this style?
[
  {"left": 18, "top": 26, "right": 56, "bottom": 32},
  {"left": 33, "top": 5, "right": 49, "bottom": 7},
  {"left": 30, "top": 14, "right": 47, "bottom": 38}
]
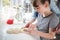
[{"left": 35, "top": 30, "right": 39, "bottom": 36}]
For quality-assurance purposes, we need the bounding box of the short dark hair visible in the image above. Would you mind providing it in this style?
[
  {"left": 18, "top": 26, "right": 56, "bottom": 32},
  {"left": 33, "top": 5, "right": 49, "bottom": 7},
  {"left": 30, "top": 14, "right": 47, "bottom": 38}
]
[{"left": 33, "top": 0, "right": 50, "bottom": 7}]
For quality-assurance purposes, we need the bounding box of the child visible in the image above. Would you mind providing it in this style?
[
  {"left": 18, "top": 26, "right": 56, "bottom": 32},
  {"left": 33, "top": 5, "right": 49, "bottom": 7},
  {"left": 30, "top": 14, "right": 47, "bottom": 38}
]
[{"left": 24, "top": 0, "right": 59, "bottom": 40}]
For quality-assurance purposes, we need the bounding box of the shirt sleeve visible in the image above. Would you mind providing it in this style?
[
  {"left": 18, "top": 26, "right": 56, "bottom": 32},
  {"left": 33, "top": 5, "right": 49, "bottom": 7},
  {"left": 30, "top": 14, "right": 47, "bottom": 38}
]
[
  {"left": 49, "top": 14, "right": 59, "bottom": 28},
  {"left": 32, "top": 11, "right": 38, "bottom": 19}
]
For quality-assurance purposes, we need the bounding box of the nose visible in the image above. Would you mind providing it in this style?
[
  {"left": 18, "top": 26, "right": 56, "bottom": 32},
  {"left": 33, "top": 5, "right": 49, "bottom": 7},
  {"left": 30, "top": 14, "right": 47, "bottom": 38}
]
[{"left": 36, "top": 9, "right": 40, "bottom": 12}]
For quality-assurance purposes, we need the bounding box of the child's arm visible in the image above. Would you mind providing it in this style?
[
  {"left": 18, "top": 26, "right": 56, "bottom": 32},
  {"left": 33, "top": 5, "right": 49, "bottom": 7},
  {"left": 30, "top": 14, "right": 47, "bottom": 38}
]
[
  {"left": 24, "top": 19, "right": 36, "bottom": 28},
  {"left": 24, "top": 25, "right": 56, "bottom": 39},
  {"left": 36, "top": 28, "right": 56, "bottom": 39}
]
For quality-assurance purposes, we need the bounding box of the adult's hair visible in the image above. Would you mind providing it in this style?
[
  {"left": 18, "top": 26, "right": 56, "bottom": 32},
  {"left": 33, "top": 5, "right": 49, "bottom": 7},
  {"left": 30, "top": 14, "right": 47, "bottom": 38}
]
[
  {"left": 56, "top": 0, "right": 60, "bottom": 9},
  {"left": 58, "top": 0, "right": 60, "bottom": 2}
]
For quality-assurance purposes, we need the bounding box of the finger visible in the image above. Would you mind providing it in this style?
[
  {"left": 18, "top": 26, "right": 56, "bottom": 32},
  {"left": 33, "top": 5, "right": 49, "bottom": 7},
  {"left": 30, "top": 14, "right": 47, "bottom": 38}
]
[{"left": 29, "top": 24, "right": 34, "bottom": 28}]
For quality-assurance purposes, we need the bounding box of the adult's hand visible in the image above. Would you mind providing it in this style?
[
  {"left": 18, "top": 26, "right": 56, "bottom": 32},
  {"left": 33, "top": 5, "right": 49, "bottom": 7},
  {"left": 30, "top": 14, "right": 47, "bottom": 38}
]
[{"left": 56, "top": 29, "right": 60, "bottom": 34}]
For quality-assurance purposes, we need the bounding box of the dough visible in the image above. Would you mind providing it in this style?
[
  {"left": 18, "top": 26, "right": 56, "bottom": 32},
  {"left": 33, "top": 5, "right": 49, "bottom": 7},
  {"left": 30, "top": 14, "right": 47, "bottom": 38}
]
[{"left": 7, "top": 28, "right": 24, "bottom": 34}]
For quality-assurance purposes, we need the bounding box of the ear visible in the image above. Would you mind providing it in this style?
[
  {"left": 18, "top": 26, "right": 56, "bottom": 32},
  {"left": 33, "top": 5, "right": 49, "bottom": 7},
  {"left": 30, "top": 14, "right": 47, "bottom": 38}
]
[{"left": 44, "top": 1, "right": 49, "bottom": 7}]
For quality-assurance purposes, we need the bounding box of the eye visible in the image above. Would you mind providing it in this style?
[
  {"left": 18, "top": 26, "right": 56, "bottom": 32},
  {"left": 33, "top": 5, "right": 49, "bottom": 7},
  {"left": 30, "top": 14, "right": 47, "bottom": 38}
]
[
  {"left": 34, "top": 6, "right": 40, "bottom": 10},
  {"left": 37, "top": 6, "right": 40, "bottom": 9}
]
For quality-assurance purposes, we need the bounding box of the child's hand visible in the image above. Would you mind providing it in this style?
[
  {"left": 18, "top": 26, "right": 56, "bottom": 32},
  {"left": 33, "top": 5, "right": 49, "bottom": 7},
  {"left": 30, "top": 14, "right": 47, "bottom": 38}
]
[
  {"left": 24, "top": 24, "right": 38, "bottom": 35},
  {"left": 29, "top": 24, "right": 36, "bottom": 29}
]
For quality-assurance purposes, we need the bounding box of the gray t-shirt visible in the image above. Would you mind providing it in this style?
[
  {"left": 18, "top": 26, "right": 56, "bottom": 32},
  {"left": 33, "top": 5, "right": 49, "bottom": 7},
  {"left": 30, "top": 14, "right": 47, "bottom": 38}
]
[{"left": 36, "top": 13, "right": 59, "bottom": 40}]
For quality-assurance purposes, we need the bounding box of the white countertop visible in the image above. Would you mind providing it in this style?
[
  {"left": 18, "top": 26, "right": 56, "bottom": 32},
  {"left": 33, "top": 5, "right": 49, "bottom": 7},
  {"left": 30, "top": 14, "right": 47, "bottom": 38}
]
[
  {"left": 2, "top": 23, "right": 40, "bottom": 40},
  {"left": 5, "top": 33, "right": 40, "bottom": 40}
]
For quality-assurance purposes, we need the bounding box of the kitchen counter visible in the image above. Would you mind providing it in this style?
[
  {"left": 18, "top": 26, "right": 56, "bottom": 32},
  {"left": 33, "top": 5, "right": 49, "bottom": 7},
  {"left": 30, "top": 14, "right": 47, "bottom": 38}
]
[
  {"left": 2, "top": 23, "right": 40, "bottom": 40},
  {"left": 5, "top": 33, "right": 40, "bottom": 40}
]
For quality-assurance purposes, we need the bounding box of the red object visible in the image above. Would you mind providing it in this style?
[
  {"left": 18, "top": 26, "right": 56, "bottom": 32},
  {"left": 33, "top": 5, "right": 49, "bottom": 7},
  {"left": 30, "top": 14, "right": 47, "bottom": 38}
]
[{"left": 7, "top": 19, "right": 14, "bottom": 25}]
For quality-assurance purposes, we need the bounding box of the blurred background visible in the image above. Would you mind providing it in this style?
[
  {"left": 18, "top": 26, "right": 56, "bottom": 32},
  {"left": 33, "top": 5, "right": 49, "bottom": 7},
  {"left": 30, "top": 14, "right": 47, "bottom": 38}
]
[
  {"left": 0, "top": 0, "right": 39, "bottom": 40},
  {"left": 0, "top": 0, "right": 34, "bottom": 23}
]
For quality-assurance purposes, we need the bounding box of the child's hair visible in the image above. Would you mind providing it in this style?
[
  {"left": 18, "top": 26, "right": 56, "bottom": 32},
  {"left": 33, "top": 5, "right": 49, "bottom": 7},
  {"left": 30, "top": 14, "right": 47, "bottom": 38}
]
[{"left": 33, "top": 0, "right": 50, "bottom": 7}]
